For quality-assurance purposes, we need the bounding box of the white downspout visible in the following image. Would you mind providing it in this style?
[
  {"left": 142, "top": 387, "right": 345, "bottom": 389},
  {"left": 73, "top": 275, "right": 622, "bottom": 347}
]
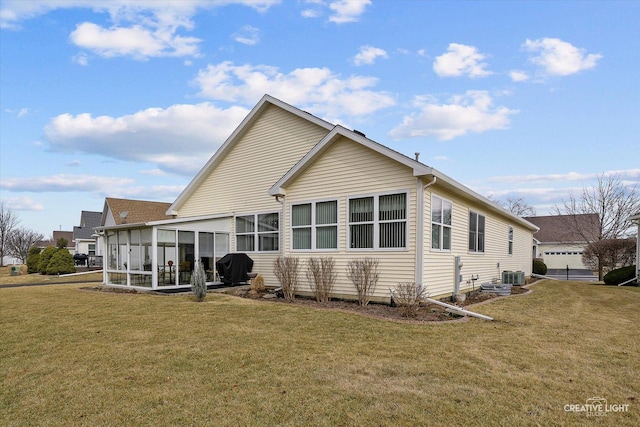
[
  {"left": 276, "top": 195, "right": 286, "bottom": 258},
  {"left": 415, "top": 176, "right": 437, "bottom": 285}
]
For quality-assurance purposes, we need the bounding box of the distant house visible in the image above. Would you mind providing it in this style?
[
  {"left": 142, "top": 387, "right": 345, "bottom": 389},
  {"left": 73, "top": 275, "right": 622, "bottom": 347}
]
[
  {"left": 96, "top": 95, "right": 538, "bottom": 300},
  {"left": 53, "top": 230, "right": 75, "bottom": 254},
  {"left": 73, "top": 211, "right": 102, "bottom": 256},
  {"left": 524, "top": 214, "right": 600, "bottom": 270}
]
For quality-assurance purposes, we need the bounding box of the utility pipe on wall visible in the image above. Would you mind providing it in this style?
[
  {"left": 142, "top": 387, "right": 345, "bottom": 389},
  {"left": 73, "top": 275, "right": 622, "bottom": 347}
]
[{"left": 415, "top": 176, "right": 437, "bottom": 285}]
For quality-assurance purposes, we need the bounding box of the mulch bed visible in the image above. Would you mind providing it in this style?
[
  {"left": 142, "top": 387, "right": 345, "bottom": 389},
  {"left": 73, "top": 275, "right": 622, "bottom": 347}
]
[{"left": 228, "top": 285, "right": 532, "bottom": 323}]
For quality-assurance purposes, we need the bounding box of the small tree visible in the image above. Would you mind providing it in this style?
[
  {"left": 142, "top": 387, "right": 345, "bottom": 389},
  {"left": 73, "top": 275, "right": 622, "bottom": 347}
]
[
  {"left": 582, "top": 238, "right": 636, "bottom": 274},
  {"left": 56, "top": 237, "right": 68, "bottom": 249},
  {"left": 346, "top": 258, "right": 379, "bottom": 306},
  {"left": 305, "top": 257, "right": 337, "bottom": 303},
  {"left": 393, "top": 282, "right": 428, "bottom": 317},
  {"left": 190, "top": 259, "right": 207, "bottom": 302},
  {"left": 273, "top": 256, "right": 299, "bottom": 302},
  {"left": 26, "top": 246, "right": 41, "bottom": 273},
  {"left": 0, "top": 203, "right": 20, "bottom": 267},
  {"left": 38, "top": 246, "right": 57, "bottom": 274},
  {"left": 8, "top": 227, "right": 44, "bottom": 264},
  {"left": 46, "top": 249, "right": 76, "bottom": 275}
]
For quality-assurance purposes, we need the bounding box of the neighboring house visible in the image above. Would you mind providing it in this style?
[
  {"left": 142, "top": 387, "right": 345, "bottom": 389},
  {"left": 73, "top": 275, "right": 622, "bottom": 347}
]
[
  {"left": 524, "top": 214, "right": 600, "bottom": 270},
  {"left": 52, "top": 230, "right": 75, "bottom": 254},
  {"left": 73, "top": 211, "right": 102, "bottom": 256},
  {"left": 97, "top": 95, "right": 538, "bottom": 300},
  {"left": 630, "top": 212, "right": 640, "bottom": 280}
]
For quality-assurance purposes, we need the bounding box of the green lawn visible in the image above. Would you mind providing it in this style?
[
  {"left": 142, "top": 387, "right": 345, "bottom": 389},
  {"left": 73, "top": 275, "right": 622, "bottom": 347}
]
[{"left": 1, "top": 279, "right": 638, "bottom": 426}]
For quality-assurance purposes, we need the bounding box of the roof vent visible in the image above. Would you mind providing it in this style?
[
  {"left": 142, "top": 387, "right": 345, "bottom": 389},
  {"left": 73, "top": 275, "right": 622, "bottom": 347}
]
[
  {"left": 415, "top": 152, "right": 420, "bottom": 161},
  {"left": 353, "top": 129, "right": 366, "bottom": 137}
]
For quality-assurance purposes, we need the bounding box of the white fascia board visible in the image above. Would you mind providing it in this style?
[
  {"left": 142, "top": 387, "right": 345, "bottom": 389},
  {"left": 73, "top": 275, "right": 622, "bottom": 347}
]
[
  {"left": 96, "top": 213, "right": 234, "bottom": 232},
  {"left": 430, "top": 168, "right": 540, "bottom": 232},
  {"left": 269, "top": 125, "right": 433, "bottom": 196},
  {"left": 167, "top": 94, "right": 334, "bottom": 215},
  {"left": 629, "top": 212, "right": 640, "bottom": 221}
]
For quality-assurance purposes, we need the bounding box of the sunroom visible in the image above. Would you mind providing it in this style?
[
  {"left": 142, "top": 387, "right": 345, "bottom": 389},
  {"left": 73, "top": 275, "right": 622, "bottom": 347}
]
[{"left": 98, "top": 215, "right": 232, "bottom": 290}]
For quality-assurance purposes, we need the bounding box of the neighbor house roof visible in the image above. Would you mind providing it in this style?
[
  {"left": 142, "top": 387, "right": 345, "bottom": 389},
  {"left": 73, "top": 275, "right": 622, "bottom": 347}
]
[
  {"left": 74, "top": 211, "right": 102, "bottom": 240},
  {"left": 52, "top": 230, "right": 75, "bottom": 249},
  {"left": 524, "top": 214, "right": 600, "bottom": 243},
  {"left": 103, "top": 198, "right": 173, "bottom": 226}
]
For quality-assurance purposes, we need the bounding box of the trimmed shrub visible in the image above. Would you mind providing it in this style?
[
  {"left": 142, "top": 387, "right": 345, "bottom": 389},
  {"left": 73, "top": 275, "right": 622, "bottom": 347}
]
[
  {"left": 190, "top": 259, "right": 207, "bottom": 301},
  {"left": 38, "top": 246, "right": 57, "bottom": 274},
  {"left": 45, "top": 249, "right": 76, "bottom": 275},
  {"left": 393, "top": 282, "right": 428, "bottom": 317},
  {"left": 305, "top": 257, "right": 337, "bottom": 303},
  {"left": 533, "top": 258, "right": 547, "bottom": 275},
  {"left": 26, "top": 246, "right": 41, "bottom": 274},
  {"left": 603, "top": 265, "right": 636, "bottom": 286},
  {"left": 346, "top": 258, "right": 379, "bottom": 307},
  {"left": 273, "top": 257, "right": 299, "bottom": 302},
  {"left": 250, "top": 274, "right": 266, "bottom": 292}
]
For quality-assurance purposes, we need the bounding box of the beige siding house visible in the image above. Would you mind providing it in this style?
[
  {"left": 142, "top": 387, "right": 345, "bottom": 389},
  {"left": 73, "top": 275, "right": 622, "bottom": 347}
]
[{"left": 99, "top": 95, "right": 538, "bottom": 300}]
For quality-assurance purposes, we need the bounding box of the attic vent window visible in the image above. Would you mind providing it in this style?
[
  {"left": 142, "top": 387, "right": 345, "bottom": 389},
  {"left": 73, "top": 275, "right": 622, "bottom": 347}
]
[{"left": 353, "top": 130, "right": 366, "bottom": 137}]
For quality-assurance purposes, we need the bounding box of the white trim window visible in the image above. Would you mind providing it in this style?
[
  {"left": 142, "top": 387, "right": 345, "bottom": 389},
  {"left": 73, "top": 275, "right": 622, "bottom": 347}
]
[
  {"left": 348, "top": 192, "right": 407, "bottom": 250},
  {"left": 291, "top": 200, "right": 338, "bottom": 250},
  {"left": 431, "top": 195, "right": 452, "bottom": 250},
  {"left": 508, "top": 226, "right": 514, "bottom": 255},
  {"left": 469, "top": 211, "right": 485, "bottom": 253},
  {"left": 236, "top": 213, "right": 279, "bottom": 252}
]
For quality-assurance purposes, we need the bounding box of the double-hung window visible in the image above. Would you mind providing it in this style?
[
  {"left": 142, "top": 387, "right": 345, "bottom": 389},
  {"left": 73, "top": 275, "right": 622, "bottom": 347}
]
[
  {"left": 508, "top": 226, "right": 514, "bottom": 255},
  {"left": 291, "top": 200, "right": 338, "bottom": 250},
  {"left": 348, "top": 192, "right": 407, "bottom": 250},
  {"left": 468, "top": 211, "right": 485, "bottom": 253},
  {"left": 431, "top": 195, "right": 452, "bottom": 250},
  {"left": 236, "top": 213, "right": 279, "bottom": 252}
]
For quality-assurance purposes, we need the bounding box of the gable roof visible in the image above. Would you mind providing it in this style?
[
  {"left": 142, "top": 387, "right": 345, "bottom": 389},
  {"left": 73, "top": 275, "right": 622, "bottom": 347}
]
[
  {"left": 74, "top": 211, "right": 102, "bottom": 240},
  {"left": 52, "top": 231, "right": 75, "bottom": 249},
  {"left": 103, "top": 198, "right": 173, "bottom": 226},
  {"left": 269, "top": 124, "right": 538, "bottom": 232},
  {"left": 524, "top": 214, "right": 600, "bottom": 243},
  {"left": 167, "top": 94, "right": 335, "bottom": 215}
]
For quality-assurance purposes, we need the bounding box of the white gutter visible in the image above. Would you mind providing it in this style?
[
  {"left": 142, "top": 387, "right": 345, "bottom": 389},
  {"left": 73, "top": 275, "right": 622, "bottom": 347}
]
[
  {"left": 275, "top": 195, "right": 286, "bottom": 258},
  {"left": 425, "top": 298, "right": 493, "bottom": 321}
]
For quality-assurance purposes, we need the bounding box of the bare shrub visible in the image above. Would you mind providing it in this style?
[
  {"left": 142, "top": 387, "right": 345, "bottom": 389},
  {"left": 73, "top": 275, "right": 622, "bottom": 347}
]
[
  {"left": 393, "top": 282, "right": 428, "bottom": 317},
  {"left": 190, "top": 259, "right": 207, "bottom": 302},
  {"left": 273, "top": 257, "right": 299, "bottom": 302},
  {"left": 346, "top": 258, "right": 379, "bottom": 306},
  {"left": 305, "top": 257, "right": 337, "bottom": 303},
  {"left": 250, "top": 274, "right": 266, "bottom": 292}
]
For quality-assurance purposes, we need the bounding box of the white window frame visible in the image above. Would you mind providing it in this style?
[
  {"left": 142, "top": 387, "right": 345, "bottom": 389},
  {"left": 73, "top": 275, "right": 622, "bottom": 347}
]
[
  {"left": 468, "top": 210, "right": 486, "bottom": 253},
  {"left": 431, "top": 195, "right": 452, "bottom": 252},
  {"left": 508, "top": 226, "right": 514, "bottom": 256},
  {"left": 235, "top": 212, "right": 279, "bottom": 253},
  {"left": 347, "top": 191, "right": 409, "bottom": 251},
  {"left": 291, "top": 199, "right": 339, "bottom": 251}
]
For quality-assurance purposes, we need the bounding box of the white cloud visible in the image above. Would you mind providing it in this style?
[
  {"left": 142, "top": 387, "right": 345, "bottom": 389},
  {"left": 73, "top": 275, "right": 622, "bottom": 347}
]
[
  {"left": 509, "top": 70, "right": 529, "bottom": 82},
  {"left": 70, "top": 21, "right": 201, "bottom": 59},
  {"left": 73, "top": 52, "right": 89, "bottom": 66},
  {"left": 329, "top": 0, "right": 371, "bottom": 23},
  {"left": 433, "top": 43, "right": 492, "bottom": 78},
  {"left": 523, "top": 38, "right": 602, "bottom": 76},
  {"left": 486, "top": 169, "right": 640, "bottom": 184},
  {"left": 2, "top": 1, "right": 280, "bottom": 59},
  {"left": 43, "top": 103, "right": 250, "bottom": 175},
  {"left": 17, "top": 107, "right": 29, "bottom": 117},
  {"left": 389, "top": 90, "right": 518, "bottom": 140},
  {"left": 0, "top": 174, "right": 135, "bottom": 193},
  {"left": 2, "top": 195, "right": 45, "bottom": 211},
  {"left": 233, "top": 25, "right": 260, "bottom": 45},
  {"left": 192, "top": 61, "right": 396, "bottom": 118},
  {"left": 353, "top": 45, "right": 388, "bottom": 66}
]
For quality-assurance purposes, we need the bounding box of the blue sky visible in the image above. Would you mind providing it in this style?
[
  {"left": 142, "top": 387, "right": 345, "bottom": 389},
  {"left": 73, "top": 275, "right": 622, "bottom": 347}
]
[{"left": 1, "top": 0, "right": 638, "bottom": 238}]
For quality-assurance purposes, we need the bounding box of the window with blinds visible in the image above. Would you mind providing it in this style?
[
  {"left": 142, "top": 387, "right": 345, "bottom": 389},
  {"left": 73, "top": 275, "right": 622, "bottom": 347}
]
[
  {"left": 431, "top": 195, "right": 452, "bottom": 250},
  {"left": 292, "top": 200, "right": 338, "bottom": 250},
  {"left": 349, "top": 192, "right": 407, "bottom": 250}
]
